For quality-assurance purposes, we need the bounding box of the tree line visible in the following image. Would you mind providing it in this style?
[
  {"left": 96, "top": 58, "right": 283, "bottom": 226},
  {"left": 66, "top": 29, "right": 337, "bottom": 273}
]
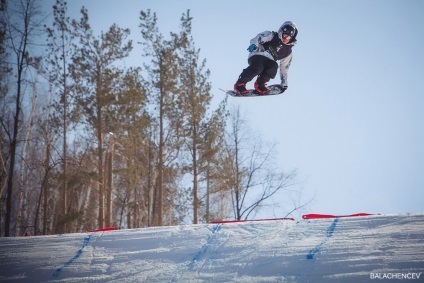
[{"left": 0, "top": 0, "right": 300, "bottom": 237}]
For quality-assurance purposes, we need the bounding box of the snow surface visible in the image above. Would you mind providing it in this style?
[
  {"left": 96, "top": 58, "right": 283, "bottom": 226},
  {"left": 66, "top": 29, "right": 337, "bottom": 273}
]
[{"left": 1, "top": 213, "right": 423, "bottom": 282}]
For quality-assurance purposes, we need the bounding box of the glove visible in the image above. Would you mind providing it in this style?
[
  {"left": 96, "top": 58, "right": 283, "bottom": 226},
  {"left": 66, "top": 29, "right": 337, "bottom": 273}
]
[
  {"left": 281, "top": 86, "right": 288, "bottom": 93},
  {"left": 247, "top": 44, "right": 256, "bottom": 52}
]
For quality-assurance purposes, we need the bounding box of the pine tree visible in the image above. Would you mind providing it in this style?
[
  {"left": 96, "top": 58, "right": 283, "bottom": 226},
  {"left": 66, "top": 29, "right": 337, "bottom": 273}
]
[
  {"left": 71, "top": 7, "right": 132, "bottom": 228},
  {"left": 111, "top": 67, "right": 150, "bottom": 228},
  {"left": 44, "top": 0, "right": 74, "bottom": 233},
  {"left": 199, "top": 100, "right": 230, "bottom": 222},
  {"left": 139, "top": 10, "right": 186, "bottom": 226},
  {"left": 177, "top": 10, "right": 213, "bottom": 224}
]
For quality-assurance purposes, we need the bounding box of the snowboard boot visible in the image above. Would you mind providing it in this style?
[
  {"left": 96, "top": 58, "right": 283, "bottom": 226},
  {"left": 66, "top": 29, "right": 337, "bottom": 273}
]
[
  {"left": 254, "top": 81, "right": 270, "bottom": 95},
  {"left": 234, "top": 82, "right": 249, "bottom": 95}
]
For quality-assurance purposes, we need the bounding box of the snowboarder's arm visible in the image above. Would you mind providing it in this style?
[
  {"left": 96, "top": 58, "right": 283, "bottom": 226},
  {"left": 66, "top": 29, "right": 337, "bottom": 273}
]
[
  {"left": 250, "top": 31, "right": 274, "bottom": 48},
  {"left": 280, "top": 53, "right": 293, "bottom": 88}
]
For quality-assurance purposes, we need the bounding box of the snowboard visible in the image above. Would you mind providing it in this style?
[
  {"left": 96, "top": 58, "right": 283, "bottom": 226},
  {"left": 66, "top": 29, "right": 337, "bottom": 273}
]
[{"left": 220, "top": 84, "right": 285, "bottom": 97}]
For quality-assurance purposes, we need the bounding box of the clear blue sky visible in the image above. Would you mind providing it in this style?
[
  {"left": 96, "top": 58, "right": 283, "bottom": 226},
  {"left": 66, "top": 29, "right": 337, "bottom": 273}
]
[{"left": 44, "top": 0, "right": 424, "bottom": 216}]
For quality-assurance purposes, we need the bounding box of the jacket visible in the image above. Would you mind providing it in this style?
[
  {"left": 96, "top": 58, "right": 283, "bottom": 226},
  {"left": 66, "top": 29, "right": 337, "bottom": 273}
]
[{"left": 248, "top": 31, "right": 296, "bottom": 87}]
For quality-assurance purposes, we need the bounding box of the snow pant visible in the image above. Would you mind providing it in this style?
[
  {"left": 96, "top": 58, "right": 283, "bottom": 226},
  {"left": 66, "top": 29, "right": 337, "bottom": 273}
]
[{"left": 237, "top": 55, "right": 278, "bottom": 85}]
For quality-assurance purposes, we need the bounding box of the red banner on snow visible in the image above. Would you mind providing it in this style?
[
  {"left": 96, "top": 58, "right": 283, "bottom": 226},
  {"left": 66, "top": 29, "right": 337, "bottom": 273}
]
[{"left": 88, "top": 226, "right": 119, "bottom": 232}]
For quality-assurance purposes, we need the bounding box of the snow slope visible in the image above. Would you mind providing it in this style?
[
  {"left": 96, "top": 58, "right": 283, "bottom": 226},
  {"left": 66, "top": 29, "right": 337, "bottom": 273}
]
[{"left": 1, "top": 213, "right": 423, "bottom": 282}]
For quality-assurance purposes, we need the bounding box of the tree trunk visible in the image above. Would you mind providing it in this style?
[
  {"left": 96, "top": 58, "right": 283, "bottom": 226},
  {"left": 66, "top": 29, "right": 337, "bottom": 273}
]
[
  {"left": 5, "top": 42, "right": 25, "bottom": 237},
  {"left": 96, "top": 63, "right": 104, "bottom": 229},
  {"left": 105, "top": 133, "right": 114, "bottom": 227},
  {"left": 42, "top": 142, "right": 49, "bottom": 235},
  {"left": 62, "top": 74, "right": 68, "bottom": 234},
  {"left": 157, "top": 92, "right": 164, "bottom": 226},
  {"left": 192, "top": 125, "right": 198, "bottom": 224}
]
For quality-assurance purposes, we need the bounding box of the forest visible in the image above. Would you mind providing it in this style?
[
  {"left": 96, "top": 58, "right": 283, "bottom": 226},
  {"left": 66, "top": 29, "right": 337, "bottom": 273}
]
[{"left": 0, "top": 0, "right": 300, "bottom": 237}]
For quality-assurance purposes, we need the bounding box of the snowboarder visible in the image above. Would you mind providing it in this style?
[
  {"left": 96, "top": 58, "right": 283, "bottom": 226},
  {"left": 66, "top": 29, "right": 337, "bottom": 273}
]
[{"left": 234, "top": 21, "right": 298, "bottom": 95}]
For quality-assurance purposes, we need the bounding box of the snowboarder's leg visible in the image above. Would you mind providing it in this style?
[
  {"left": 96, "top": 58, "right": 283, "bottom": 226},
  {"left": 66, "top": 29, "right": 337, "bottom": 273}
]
[
  {"left": 234, "top": 55, "right": 266, "bottom": 94},
  {"left": 255, "top": 60, "right": 278, "bottom": 95}
]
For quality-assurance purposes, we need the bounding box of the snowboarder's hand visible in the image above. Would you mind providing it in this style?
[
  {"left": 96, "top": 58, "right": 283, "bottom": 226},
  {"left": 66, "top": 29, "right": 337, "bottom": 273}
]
[{"left": 247, "top": 44, "right": 256, "bottom": 52}]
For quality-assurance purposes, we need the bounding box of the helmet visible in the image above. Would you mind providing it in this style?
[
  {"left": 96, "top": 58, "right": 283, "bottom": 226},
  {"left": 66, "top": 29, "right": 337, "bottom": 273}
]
[
  {"left": 278, "top": 21, "right": 298, "bottom": 42},
  {"left": 281, "top": 25, "right": 295, "bottom": 37}
]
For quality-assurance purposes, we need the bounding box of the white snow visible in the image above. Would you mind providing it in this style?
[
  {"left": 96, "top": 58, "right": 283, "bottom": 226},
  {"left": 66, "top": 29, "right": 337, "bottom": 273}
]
[{"left": 1, "top": 213, "right": 423, "bottom": 282}]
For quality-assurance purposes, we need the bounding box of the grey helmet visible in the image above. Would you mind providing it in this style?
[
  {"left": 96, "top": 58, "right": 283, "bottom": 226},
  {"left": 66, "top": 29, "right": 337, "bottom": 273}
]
[{"left": 278, "top": 21, "right": 298, "bottom": 43}]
